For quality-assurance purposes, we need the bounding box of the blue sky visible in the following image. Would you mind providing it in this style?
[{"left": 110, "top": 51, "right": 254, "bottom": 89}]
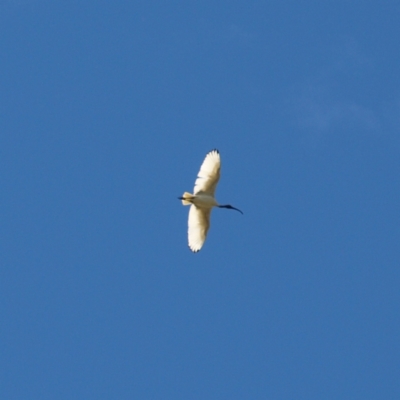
[{"left": 1, "top": 1, "right": 399, "bottom": 399}]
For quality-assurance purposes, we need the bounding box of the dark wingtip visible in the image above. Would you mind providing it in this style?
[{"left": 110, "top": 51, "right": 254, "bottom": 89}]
[{"left": 188, "top": 244, "right": 200, "bottom": 253}]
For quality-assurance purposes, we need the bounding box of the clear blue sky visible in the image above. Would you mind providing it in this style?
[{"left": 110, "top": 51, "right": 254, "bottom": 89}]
[{"left": 1, "top": 1, "right": 399, "bottom": 399}]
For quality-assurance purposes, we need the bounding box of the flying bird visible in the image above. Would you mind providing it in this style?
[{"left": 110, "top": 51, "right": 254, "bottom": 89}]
[{"left": 179, "top": 149, "right": 243, "bottom": 252}]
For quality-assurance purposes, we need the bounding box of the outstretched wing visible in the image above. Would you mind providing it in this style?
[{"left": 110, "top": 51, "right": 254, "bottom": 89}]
[
  {"left": 188, "top": 205, "right": 212, "bottom": 252},
  {"left": 193, "top": 149, "right": 221, "bottom": 195}
]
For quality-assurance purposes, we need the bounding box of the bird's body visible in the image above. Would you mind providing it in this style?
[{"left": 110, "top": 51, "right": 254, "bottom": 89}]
[
  {"left": 179, "top": 149, "right": 242, "bottom": 252},
  {"left": 182, "top": 192, "right": 218, "bottom": 208}
]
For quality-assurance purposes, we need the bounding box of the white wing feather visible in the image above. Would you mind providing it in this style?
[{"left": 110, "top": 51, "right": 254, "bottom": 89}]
[
  {"left": 188, "top": 205, "right": 212, "bottom": 252},
  {"left": 193, "top": 149, "right": 221, "bottom": 195}
]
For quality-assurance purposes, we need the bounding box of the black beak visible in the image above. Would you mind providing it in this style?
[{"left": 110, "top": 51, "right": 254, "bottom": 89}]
[{"left": 219, "top": 204, "right": 243, "bottom": 214}]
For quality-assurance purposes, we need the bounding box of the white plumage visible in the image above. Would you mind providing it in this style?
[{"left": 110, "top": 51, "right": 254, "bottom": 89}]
[
  {"left": 193, "top": 149, "right": 221, "bottom": 195},
  {"left": 179, "top": 149, "right": 243, "bottom": 252}
]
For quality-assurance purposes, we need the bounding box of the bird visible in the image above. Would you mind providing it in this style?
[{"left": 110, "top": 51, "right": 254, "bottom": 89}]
[{"left": 179, "top": 149, "right": 243, "bottom": 252}]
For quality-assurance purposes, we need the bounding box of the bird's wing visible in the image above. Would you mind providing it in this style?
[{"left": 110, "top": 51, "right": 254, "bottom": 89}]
[
  {"left": 188, "top": 205, "right": 212, "bottom": 252},
  {"left": 193, "top": 149, "right": 221, "bottom": 195}
]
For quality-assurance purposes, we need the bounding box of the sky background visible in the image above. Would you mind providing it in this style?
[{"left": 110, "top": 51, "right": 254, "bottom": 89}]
[{"left": 1, "top": 1, "right": 400, "bottom": 399}]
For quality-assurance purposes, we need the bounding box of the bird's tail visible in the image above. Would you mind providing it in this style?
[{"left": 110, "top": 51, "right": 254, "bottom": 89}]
[{"left": 181, "top": 192, "right": 194, "bottom": 206}]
